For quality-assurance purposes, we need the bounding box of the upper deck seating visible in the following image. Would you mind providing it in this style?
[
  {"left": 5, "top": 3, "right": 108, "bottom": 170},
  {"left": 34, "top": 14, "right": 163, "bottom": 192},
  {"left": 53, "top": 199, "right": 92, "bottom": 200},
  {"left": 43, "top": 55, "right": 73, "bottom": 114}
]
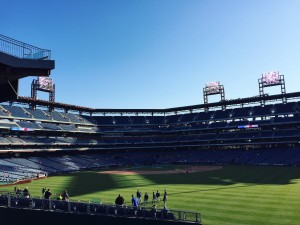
[
  {"left": 231, "top": 107, "right": 253, "bottom": 119},
  {"left": 165, "top": 115, "right": 180, "bottom": 124},
  {"left": 213, "top": 109, "right": 233, "bottom": 120},
  {"left": 59, "top": 124, "right": 79, "bottom": 132},
  {"left": 113, "top": 116, "right": 130, "bottom": 125},
  {"left": 0, "top": 122, "right": 18, "bottom": 129},
  {"left": 45, "top": 111, "right": 69, "bottom": 122},
  {"left": 93, "top": 116, "right": 113, "bottom": 125},
  {"left": 0, "top": 107, "right": 9, "bottom": 117},
  {"left": 60, "top": 112, "right": 82, "bottom": 123},
  {"left": 130, "top": 116, "right": 146, "bottom": 124},
  {"left": 1, "top": 105, "right": 31, "bottom": 118},
  {"left": 194, "top": 111, "right": 214, "bottom": 122},
  {"left": 25, "top": 108, "right": 50, "bottom": 120},
  {"left": 179, "top": 113, "right": 197, "bottom": 123},
  {"left": 40, "top": 123, "right": 62, "bottom": 131},
  {"left": 274, "top": 102, "right": 298, "bottom": 114},
  {"left": 144, "top": 116, "right": 165, "bottom": 124},
  {"left": 17, "top": 121, "right": 42, "bottom": 129},
  {"left": 251, "top": 104, "right": 274, "bottom": 117}
]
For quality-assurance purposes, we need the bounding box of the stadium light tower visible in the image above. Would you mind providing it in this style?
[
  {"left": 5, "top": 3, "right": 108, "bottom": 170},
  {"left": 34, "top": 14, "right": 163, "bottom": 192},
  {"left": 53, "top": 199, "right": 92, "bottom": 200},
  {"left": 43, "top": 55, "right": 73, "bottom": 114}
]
[
  {"left": 258, "top": 71, "right": 286, "bottom": 106},
  {"left": 203, "top": 81, "right": 225, "bottom": 111}
]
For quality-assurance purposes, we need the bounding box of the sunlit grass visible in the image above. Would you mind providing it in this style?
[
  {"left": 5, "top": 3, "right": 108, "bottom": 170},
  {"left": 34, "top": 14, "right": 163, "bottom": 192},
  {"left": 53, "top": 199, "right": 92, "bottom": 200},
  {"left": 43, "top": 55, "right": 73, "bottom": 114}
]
[{"left": 1, "top": 165, "right": 300, "bottom": 225}]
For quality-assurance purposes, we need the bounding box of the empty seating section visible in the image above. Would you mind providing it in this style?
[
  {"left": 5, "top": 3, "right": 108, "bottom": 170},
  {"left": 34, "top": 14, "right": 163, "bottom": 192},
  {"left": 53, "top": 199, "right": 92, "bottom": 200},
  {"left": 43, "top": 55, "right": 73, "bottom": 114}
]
[
  {"left": 0, "top": 122, "right": 18, "bottom": 129},
  {"left": 1, "top": 105, "right": 31, "bottom": 118},
  {"left": 93, "top": 116, "right": 113, "bottom": 125},
  {"left": 208, "top": 122, "right": 227, "bottom": 128},
  {"left": 76, "top": 115, "right": 95, "bottom": 124},
  {"left": 179, "top": 113, "right": 196, "bottom": 123},
  {"left": 59, "top": 124, "right": 78, "bottom": 131},
  {"left": 113, "top": 116, "right": 130, "bottom": 125},
  {"left": 227, "top": 120, "right": 249, "bottom": 128},
  {"left": 131, "top": 116, "right": 146, "bottom": 124},
  {"left": 195, "top": 111, "right": 213, "bottom": 121},
  {"left": 145, "top": 116, "right": 165, "bottom": 124},
  {"left": 274, "top": 102, "right": 298, "bottom": 114},
  {"left": 231, "top": 107, "right": 252, "bottom": 118},
  {"left": 40, "top": 123, "right": 62, "bottom": 131},
  {"left": 252, "top": 105, "right": 274, "bottom": 117},
  {"left": 0, "top": 107, "right": 8, "bottom": 117},
  {"left": 61, "top": 112, "right": 82, "bottom": 123},
  {"left": 260, "top": 130, "right": 273, "bottom": 138},
  {"left": 166, "top": 115, "right": 179, "bottom": 124},
  {"left": 218, "top": 132, "right": 237, "bottom": 140},
  {"left": 213, "top": 109, "right": 233, "bottom": 120},
  {"left": 272, "top": 116, "right": 300, "bottom": 124},
  {"left": 0, "top": 137, "right": 10, "bottom": 144},
  {"left": 1, "top": 147, "right": 300, "bottom": 183},
  {"left": 25, "top": 108, "right": 50, "bottom": 120},
  {"left": 17, "top": 121, "right": 41, "bottom": 129},
  {"left": 45, "top": 111, "right": 69, "bottom": 122},
  {"left": 4, "top": 136, "right": 26, "bottom": 144},
  {"left": 237, "top": 131, "right": 260, "bottom": 139},
  {"left": 273, "top": 129, "right": 299, "bottom": 137}
]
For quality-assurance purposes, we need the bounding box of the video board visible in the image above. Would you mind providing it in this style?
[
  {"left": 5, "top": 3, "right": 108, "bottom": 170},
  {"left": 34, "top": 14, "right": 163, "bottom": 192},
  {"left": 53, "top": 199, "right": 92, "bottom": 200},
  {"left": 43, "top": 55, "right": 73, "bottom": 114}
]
[
  {"left": 205, "top": 81, "right": 220, "bottom": 94},
  {"left": 262, "top": 71, "right": 280, "bottom": 86},
  {"left": 38, "top": 77, "right": 53, "bottom": 91}
]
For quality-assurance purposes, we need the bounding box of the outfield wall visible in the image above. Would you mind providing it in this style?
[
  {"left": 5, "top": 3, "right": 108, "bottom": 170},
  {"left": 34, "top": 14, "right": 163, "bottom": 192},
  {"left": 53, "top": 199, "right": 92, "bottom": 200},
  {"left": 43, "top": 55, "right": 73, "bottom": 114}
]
[{"left": 0, "top": 207, "right": 197, "bottom": 225}]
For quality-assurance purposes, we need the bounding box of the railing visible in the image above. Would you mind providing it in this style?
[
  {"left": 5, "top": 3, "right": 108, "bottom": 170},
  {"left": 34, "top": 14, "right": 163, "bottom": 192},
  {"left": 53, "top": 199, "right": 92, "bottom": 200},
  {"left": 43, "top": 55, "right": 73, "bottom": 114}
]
[
  {"left": 0, "top": 34, "right": 51, "bottom": 60},
  {"left": 0, "top": 192, "right": 202, "bottom": 224}
]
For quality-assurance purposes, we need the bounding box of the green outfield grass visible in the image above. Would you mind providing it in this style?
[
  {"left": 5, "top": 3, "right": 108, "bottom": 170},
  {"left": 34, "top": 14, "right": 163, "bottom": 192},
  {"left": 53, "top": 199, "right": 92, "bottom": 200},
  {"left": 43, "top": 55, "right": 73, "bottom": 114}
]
[{"left": 1, "top": 165, "right": 300, "bottom": 225}]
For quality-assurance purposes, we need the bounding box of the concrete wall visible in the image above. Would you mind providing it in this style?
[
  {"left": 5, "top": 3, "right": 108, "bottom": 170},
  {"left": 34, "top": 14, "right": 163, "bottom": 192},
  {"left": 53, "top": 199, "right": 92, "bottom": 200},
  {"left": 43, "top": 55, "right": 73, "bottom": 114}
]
[{"left": 0, "top": 207, "right": 196, "bottom": 225}]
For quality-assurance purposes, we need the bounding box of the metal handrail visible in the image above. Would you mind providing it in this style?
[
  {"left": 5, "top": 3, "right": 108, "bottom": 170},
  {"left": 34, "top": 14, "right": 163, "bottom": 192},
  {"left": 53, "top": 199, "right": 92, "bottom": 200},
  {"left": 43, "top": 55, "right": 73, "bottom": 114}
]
[
  {"left": 0, "top": 34, "right": 51, "bottom": 60},
  {"left": 0, "top": 192, "right": 202, "bottom": 224}
]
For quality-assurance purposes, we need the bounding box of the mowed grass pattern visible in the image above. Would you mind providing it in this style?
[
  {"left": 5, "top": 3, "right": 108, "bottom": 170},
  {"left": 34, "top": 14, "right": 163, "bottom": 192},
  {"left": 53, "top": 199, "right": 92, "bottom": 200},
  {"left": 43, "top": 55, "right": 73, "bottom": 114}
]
[{"left": 1, "top": 165, "right": 300, "bottom": 225}]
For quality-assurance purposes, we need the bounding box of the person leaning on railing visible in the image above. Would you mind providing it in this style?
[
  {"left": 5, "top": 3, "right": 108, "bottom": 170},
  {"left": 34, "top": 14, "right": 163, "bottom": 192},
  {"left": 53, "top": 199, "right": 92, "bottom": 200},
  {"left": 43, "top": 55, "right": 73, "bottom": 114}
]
[
  {"left": 23, "top": 187, "right": 30, "bottom": 198},
  {"left": 115, "top": 194, "right": 124, "bottom": 206}
]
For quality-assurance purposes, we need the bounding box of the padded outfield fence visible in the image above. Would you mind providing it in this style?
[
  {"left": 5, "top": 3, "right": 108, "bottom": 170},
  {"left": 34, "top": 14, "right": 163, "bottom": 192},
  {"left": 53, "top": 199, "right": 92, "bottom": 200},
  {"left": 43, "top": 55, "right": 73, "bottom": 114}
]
[{"left": 0, "top": 192, "right": 202, "bottom": 224}]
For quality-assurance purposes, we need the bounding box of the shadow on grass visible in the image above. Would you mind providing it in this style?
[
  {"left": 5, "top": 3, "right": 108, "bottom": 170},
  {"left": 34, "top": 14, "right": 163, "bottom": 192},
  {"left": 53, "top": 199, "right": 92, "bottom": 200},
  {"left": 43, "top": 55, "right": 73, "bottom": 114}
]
[
  {"left": 64, "top": 165, "right": 300, "bottom": 197},
  {"left": 62, "top": 172, "right": 118, "bottom": 197}
]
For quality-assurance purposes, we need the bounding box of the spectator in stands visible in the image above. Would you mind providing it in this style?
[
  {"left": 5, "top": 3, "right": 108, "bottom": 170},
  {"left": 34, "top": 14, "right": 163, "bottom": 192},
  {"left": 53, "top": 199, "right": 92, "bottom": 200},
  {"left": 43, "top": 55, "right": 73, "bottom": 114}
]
[
  {"left": 23, "top": 187, "right": 30, "bottom": 198},
  {"left": 156, "top": 190, "right": 160, "bottom": 202},
  {"left": 42, "top": 187, "right": 46, "bottom": 197},
  {"left": 15, "top": 187, "right": 22, "bottom": 197},
  {"left": 44, "top": 188, "right": 54, "bottom": 200},
  {"left": 143, "top": 192, "right": 149, "bottom": 205},
  {"left": 62, "top": 190, "right": 69, "bottom": 201},
  {"left": 151, "top": 204, "right": 157, "bottom": 217},
  {"left": 57, "top": 193, "right": 63, "bottom": 200},
  {"left": 131, "top": 194, "right": 139, "bottom": 207},
  {"left": 115, "top": 194, "right": 124, "bottom": 206}
]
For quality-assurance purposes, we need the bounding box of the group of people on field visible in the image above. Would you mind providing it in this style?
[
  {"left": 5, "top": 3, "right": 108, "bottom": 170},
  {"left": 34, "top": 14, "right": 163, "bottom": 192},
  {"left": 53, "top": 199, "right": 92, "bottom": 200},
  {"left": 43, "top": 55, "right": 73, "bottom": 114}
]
[
  {"left": 115, "top": 189, "right": 168, "bottom": 208},
  {"left": 13, "top": 186, "right": 69, "bottom": 201}
]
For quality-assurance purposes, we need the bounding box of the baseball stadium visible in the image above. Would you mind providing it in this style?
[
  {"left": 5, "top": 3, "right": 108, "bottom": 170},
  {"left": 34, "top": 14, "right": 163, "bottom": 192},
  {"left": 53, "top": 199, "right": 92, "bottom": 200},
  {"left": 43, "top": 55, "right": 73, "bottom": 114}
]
[{"left": 0, "top": 34, "right": 300, "bottom": 225}]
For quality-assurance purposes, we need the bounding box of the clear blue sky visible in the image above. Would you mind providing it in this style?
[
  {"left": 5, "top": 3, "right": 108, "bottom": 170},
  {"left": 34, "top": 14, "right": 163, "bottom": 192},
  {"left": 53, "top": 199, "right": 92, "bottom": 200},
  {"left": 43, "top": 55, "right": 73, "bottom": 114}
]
[{"left": 1, "top": 0, "right": 300, "bottom": 109}]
